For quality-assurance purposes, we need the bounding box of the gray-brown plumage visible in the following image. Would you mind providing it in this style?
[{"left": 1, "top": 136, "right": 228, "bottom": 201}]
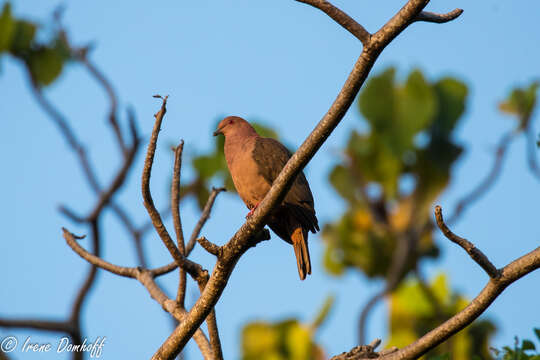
[{"left": 213, "top": 116, "right": 319, "bottom": 280}]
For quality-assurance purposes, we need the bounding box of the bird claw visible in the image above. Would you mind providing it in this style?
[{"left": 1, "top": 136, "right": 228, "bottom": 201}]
[{"left": 245, "top": 203, "right": 260, "bottom": 219}]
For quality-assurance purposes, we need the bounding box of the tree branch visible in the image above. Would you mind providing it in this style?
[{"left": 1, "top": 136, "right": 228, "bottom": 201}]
[
  {"left": 414, "top": 9, "right": 464, "bottom": 24},
  {"left": 296, "top": 0, "right": 371, "bottom": 44},
  {"left": 186, "top": 187, "right": 226, "bottom": 255},
  {"left": 197, "top": 237, "right": 221, "bottom": 257},
  {"left": 384, "top": 246, "right": 540, "bottom": 360},
  {"left": 152, "top": 1, "right": 465, "bottom": 358},
  {"left": 434, "top": 206, "right": 499, "bottom": 278},
  {"left": 171, "top": 141, "right": 187, "bottom": 307}
]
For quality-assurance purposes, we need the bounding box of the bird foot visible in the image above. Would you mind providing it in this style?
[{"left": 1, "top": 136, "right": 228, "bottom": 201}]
[{"left": 246, "top": 203, "right": 260, "bottom": 219}]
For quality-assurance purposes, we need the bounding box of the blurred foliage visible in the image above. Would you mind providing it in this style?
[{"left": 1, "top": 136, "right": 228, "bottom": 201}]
[
  {"left": 0, "top": 3, "right": 72, "bottom": 86},
  {"left": 490, "top": 329, "right": 540, "bottom": 360},
  {"left": 187, "top": 119, "right": 280, "bottom": 209},
  {"left": 241, "top": 296, "right": 333, "bottom": 360},
  {"left": 499, "top": 81, "right": 539, "bottom": 129},
  {"left": 388, "top": 274, "right": 496, "bottom": 360},
  {"left": 323, "top": 68, "right": 468, "bottom": 278}
]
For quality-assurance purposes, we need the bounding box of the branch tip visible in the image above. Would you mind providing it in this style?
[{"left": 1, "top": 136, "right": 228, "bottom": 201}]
[
  {"left": 415, "top": 8, "right": 464, "bottom": 24},
  {"left": 434, "top": 205, "right": 499, "bottom": 278},
  {"left": 197, "top": 237, "right": 221, "bottom": 257}
]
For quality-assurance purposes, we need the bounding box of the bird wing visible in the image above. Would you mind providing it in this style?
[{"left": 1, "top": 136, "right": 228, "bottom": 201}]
[{"left": 252, "top": 137, "right": 319, "bottom": 233}]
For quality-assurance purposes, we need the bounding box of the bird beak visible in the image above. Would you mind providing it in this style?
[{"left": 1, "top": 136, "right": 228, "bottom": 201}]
[{"left": 213, "top": 127, "right": 223, "bottom": 137}]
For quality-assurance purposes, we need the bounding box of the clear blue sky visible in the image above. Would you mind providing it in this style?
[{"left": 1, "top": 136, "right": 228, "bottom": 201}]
[{"left": 1, "top": 1, "right": 539, "bottom": 359}]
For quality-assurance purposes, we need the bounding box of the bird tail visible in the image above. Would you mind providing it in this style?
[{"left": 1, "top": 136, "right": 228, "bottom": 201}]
[{"left": 291, "top": 227, "right": 311, "bottom": 280}]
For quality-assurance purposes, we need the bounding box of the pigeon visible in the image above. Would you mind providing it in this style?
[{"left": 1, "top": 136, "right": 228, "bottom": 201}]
[{"left": 213, "top": 116, "right": 319, "bottom": 280}]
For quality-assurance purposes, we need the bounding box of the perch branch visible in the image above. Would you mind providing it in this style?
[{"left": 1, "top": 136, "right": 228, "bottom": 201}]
[{"left": 434, "top": 206, "right": 499, "bottom": 278}]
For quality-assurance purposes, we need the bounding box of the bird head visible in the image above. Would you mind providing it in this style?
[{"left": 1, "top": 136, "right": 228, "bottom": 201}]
[{"left": 213, "top": 116, "right": 256, "bottom": 137}]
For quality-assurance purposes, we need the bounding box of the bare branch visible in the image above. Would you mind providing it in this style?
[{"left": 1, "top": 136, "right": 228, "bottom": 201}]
[
  {"left": 0, "top": 319, "right": 74, "bottom": 334},
  {"left": 296, "top": 0, "right": 371, "bottom": 44},
  {"left": 63, "top": 227, "right": 137, "bottom": 278},
  {"left": 186, "top": 187, "right": 226, "bottom": 255},
  {"left": 77, "top": 52, "right": 126, "bottom": 154},
  {"left": 135, "top": 270, "right": 213, "bottom": 360},
  {"left": 414, "top": 9, "right": 464, "bottom": 24},
  {"left": 384, "top": 246, "right": 540, "bottom": 360},
  {"left": 86, "top": 144, "right": 139, "bottom": 221},
  {"left": 69, "top": 220, "right": 100, "bottom": 325},
  {"left": 171, "top": 141, "right": 187, "bottom": 306},
  {"left": 526, "top": 123, "right": 540, "bottom": 180},
  {"left": 435, "top": 206, "right": 499, "bottom": 278},
  {"left": 330, "top": 338, "right": 383, "bottom": 360},
  {"left": 197, "top": 237, "right": 221, "bottom": 257},
  {"left": 141, "top": 96, "right": 189, "bottom": 271}
]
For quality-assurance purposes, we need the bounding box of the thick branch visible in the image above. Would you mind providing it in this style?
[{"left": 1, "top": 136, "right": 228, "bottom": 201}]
[
  {"left": 296, "top": 0, "right": 370, "bottom": 44},
  {"left": 414, "top": 9, "right": 464, "bottom": 24},
  {"left": 434, "top": 206, "right": 499, "bottom": 278}
]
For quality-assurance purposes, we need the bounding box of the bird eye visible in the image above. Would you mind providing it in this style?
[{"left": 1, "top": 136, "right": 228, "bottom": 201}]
[{"left": 229, "top": 119, "right": 235, "bottom": 124}]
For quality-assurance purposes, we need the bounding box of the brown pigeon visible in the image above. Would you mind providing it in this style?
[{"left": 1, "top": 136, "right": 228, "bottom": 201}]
[{"left": 213, "top": 116, "right": 319, "bottom": 280}]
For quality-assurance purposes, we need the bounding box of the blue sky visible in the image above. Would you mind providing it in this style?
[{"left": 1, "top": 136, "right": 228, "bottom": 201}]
[{"left": 1, "top": 1, "right": 539, "bottom": 359}]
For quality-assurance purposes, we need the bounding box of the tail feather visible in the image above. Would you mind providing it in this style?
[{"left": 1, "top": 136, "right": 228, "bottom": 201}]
[{"left": 291, "top": 227, "right": 311, "bottom": 280}]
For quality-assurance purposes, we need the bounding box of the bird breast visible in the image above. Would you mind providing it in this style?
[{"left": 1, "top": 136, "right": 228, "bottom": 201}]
[{"left": 225, "top": 137, "right": 271, "bottom": 209}]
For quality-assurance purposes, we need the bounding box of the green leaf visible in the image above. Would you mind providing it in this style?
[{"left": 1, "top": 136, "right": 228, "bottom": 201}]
[
  {"left": 27, "top": 47, "right": 64, "bottom": 86},
  {"left": 499, "top": 82, "right": 539, "bottom": 128},
  {"left": 432, "top": 77, "right": 468, "bottom": 136},
  {"left": 329, "top": 165, "right": 356, "bottom": 202},
  {"left": 192, "top": 154, "right": 224, "bottom": 179},
  {"left": 534, "top": 328, "right": 540, "bottom": 341},
  {"left": 359, "top": 67, "right": 396, "bottom": 131},
  {"left": 393, "top": 69, "right": 437, "bottom": 150},
  {"left": 0, "top": 3, "right": 15, "bottom": 52},
  {"left": 522, "top": 339, "right": 536, "bottom": 351},
  {"left": 10, "top": 19, "right": 36, "bottom": 54}
]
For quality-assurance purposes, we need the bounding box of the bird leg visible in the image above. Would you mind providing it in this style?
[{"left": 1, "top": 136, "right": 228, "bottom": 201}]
[{"left": 246, "top": 202, "right": 260, "bottom": 218}]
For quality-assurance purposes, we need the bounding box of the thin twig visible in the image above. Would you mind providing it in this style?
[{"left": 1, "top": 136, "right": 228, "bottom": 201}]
[
  {"left": 197, "top": 237, "right": 221, "bottom": 257},
  {"left": 296, "top": 0, "right": 371, "bottom": 44},
  {"left": 78, "top": 53, "right": 126, "bottom": 154},
  {"left": 69, "top": 220, "right": 101, "bottom": 324},
  {"left": 414, "top": 9, "right": 464, "bottom": 24},
  {"left": 435, "top": 206, "right": 499, "bottom": 278},
  {"left": 186, "top": 187, "right": 226, "bottom": 255},
  {"left": 526, "top": 123, "right": 540, "bottom": 180},
  {"left": 141, "top": 96, "right": 184, "bottom": 267},
  {"left": 171, "top": 141, "right": 187, "bottom": 306}
]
